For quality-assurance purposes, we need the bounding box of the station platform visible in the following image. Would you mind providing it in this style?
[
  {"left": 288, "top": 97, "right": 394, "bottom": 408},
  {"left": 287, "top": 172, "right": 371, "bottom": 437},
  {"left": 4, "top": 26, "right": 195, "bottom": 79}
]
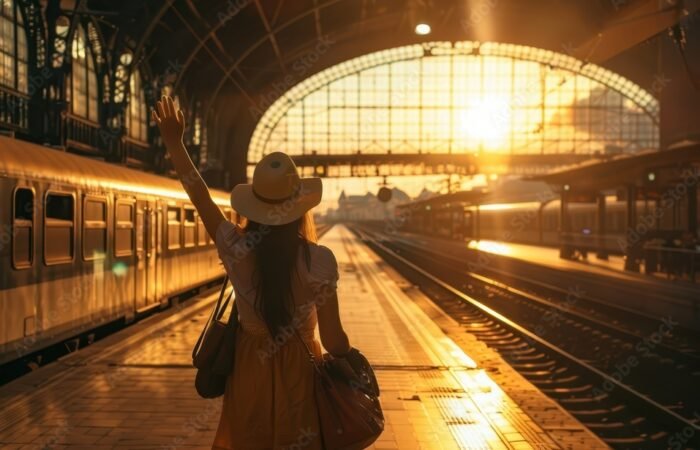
[
  {"left": 0, "top": 225, "right": 607, "bottom": 450},
  {"left": 394, "top": 231, "right": 700, "bottom": 331}
]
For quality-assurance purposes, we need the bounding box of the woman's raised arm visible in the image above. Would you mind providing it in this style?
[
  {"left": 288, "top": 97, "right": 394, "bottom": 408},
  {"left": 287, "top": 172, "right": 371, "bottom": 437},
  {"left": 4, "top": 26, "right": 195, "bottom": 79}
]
[{"left": 152, "top": 95, "right": 226, "bottom": 239}]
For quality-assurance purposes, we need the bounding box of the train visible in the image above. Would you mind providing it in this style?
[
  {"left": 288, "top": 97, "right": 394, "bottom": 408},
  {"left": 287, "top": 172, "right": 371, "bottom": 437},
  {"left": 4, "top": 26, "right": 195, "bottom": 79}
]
[
  {"left": 395, "top": 189, "right": 691, "bottom": 258},
  {"left": 0, "top": 135, "right": 233, "bottom": 365}
]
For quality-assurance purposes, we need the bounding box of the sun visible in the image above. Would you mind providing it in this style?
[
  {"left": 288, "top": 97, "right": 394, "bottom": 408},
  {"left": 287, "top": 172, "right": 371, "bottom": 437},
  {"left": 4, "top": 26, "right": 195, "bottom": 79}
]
[{"left": 458, "top": 96, "right": 512, "bottom": 150}]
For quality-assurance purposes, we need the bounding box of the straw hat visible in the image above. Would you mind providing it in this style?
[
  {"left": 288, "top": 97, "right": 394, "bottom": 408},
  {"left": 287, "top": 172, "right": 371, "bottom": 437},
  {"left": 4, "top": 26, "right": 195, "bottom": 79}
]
[{"left": 230, "top": 152, "right": 322, "bottom": 225}]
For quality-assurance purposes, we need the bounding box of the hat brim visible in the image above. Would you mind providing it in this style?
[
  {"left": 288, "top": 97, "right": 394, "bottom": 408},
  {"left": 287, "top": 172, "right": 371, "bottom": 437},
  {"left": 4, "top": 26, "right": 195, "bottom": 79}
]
[{"left": 230, "top": 178, "right": 322, "bottom": 226}]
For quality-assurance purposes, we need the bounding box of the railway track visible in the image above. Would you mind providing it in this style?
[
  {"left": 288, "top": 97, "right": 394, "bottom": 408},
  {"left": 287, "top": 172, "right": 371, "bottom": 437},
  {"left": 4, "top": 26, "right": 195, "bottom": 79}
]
[{"left": 351, "top": 224, "right": 700, "bottom": 449}]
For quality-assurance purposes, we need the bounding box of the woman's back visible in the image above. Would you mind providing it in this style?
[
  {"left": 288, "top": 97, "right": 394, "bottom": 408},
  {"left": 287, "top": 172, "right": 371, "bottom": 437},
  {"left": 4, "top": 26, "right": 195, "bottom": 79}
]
[
  {"left": 215, "top": 220, "right": 341, "bottom": 343},
  {"left": 212, "top": 220, "right": 348, "bottom": 449}
]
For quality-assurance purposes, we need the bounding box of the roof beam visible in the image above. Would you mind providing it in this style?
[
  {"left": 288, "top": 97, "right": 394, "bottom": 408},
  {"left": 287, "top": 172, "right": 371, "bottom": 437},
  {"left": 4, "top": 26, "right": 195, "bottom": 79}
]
[
  {"left": 204, "top": 0, "right": 346, "bottom": 112},
  {"left": 312, "top": 0, "right": 323, "bottom": 40},
  {"left": 570, "top": 0, "right": 700, "bottom": 64},
  {"left": 254, "top": 0, "right": 287, "bottom": 73},
  {"left": 170, "top": 5, "right": 255, "bottom": 104}
]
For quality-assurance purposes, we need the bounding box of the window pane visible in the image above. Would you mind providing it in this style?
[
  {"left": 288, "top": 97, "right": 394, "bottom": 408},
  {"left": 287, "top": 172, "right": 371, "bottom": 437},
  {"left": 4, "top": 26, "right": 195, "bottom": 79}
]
[
  {"left": 85, "top": 199, "right": 106, "bottom": 221},
  {"left": 84, "top": 228, "right": 106, "bottom": 259},
  {"left": 116, "top": 203, "right": 133, "bottom": 222},
  {"left": 168, "top": 207, "right": 181, "bottom": 221},
  {"left": 168, "top": 206, "right": 181, "bottom": 249},
  {"left": 197, "top": 217, "right": 207, "bottom": 245},
  {"left": 115, "top": 228, "right": 133, "bottom": 256},
  {"left": 115, "top": 202, "right": 134, "bottom": 256},
  {"left": 184, "top": 209, "right": 195, "bottom": 224},
  {"left": 46, "top": 193, "right": 73, "bottom": 221},
  {"left": 14, "top": 188, "right": 33, "bottom": 220},
  {"left": 13, "top": 226, "right": 32, "bottom": 266},
  {"left": 45, "top": 226, "right": 73, "bottom": 262}
]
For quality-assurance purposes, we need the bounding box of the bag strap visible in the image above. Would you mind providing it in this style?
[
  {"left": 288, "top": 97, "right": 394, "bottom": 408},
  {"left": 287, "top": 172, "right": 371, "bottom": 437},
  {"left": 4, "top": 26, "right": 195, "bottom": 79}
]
[
  {"left": 293, "top": 329, "right": 317, "bottom": 365},
  {"left": 192, "top": 276, "right": 234, "bottom": 360}
]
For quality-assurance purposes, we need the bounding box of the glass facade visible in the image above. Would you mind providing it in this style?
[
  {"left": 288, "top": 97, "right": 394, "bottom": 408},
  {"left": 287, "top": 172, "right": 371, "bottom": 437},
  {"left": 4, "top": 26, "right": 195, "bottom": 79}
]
[
  {"left": 0, "top": 0, "right": 27, "bottom": 93},
  {"left": 127, "top": 69, "right": 148, "bottom": 142},
  {"left": 250, "top": 42, "right": 659, "bottom": 163},
  {"left": 69, "top": 25, "right": 98, "bottom": 122}
]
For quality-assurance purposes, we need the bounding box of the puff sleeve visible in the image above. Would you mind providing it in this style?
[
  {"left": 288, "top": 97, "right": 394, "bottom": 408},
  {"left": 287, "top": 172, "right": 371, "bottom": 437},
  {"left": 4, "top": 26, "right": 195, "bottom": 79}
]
[
  {"left": 308, "top": 245, "right": 340, "bottom": 295},
  {"left": 215, "top": 221, "right": 251, "bottom": 266}
]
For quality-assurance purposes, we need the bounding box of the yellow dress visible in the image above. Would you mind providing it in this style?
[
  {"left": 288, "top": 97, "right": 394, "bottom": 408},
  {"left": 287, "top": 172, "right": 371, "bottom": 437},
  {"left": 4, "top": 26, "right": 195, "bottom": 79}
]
[{"left": 211, "top": 222, "right": 338, "bottom": 450}]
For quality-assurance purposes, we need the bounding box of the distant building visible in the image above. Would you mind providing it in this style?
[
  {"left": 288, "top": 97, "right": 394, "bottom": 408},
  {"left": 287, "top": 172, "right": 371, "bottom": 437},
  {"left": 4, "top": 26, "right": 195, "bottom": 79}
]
[{"left": 334, "top": 188, "right": 410, "bottom": 221}]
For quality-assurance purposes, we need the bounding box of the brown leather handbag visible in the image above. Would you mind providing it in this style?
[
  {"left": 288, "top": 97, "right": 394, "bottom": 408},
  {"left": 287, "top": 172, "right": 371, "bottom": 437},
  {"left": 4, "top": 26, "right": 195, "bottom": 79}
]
[
  {"left": 296, "top": 333, "right": 384, "bottom": 450},
  {"left": 192, "top": 277, "right": 238, "bottom": 399}
]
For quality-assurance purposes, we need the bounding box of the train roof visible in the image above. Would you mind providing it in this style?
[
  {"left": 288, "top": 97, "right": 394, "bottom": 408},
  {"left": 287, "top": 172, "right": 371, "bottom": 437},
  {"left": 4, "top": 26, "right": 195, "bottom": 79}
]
[{"left": 0, "top": 135, "right": 231, "bottom": 205}]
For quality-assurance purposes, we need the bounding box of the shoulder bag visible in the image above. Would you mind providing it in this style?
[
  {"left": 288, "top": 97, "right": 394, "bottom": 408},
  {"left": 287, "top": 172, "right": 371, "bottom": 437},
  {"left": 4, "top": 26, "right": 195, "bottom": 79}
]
[
  {"left": 295, "top": 333, "right": 384, "bottom": 450},
  {"left": 192, "top": 277, "right": 238, "bottom": 399}
]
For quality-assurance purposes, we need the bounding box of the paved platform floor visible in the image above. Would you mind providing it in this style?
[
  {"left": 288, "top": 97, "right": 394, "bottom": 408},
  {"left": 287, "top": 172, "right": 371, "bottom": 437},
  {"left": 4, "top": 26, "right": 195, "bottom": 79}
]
[{"left": 0, "top": 225, "right": 608, "bottom": 449}]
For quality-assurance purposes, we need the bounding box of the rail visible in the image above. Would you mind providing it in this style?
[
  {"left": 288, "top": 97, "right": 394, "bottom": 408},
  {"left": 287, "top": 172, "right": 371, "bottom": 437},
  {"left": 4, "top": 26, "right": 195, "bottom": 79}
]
[{"left": 353, "top": 225, "right": 700, "bottom": 441}]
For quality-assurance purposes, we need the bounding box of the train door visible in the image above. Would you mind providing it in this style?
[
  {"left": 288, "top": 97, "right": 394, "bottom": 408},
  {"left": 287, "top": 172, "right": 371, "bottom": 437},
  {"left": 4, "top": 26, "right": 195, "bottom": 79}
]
[
  {"left": 145, "top": 201, "right": 158, "bottom": 306},
  {"left": 155, "top": 205, "right": 164, "bottom": 305},
  {"left": 464, "top": 209, "right": 474, "bottom": 240},
  {"left": 134, "top": 200, "right": 159, "bottom": 312}
]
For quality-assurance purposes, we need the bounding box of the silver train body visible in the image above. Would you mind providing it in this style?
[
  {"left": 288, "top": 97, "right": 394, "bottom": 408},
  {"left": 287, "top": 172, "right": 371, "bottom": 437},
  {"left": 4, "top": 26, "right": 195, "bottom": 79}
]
[
  {"left": 399, "top": 197, "right": 687, "bottom": 254},
  {"left": 0, "top": 136, "right": 233, "bottom": 365}
]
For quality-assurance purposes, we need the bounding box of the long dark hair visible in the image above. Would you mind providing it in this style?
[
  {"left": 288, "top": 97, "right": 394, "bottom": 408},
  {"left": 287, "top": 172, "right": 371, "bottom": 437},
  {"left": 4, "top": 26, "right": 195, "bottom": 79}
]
[{"left": 244, "top": 213, "right": 317, "bottom": 338}]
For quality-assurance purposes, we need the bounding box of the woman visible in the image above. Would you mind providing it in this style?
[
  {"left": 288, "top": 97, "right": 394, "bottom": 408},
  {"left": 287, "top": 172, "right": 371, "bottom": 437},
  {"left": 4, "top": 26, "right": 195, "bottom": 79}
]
[{"left": 153, "top": 96, "right": 360, "bottom": 449}]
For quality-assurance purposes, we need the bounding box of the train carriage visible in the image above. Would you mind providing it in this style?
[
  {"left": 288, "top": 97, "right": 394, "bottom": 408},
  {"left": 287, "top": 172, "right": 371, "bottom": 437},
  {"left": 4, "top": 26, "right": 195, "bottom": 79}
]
[
  {"left": 0, "top": 136, "right": 231, "bottom": 365},
  {"left": 397, "top": 192, "right": 667, "bottom": 257}
]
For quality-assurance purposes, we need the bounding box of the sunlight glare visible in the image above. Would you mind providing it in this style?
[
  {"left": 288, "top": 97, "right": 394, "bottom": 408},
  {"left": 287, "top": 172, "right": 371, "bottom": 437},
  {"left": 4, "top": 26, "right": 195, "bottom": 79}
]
[{"left": 459, "top": 96, "right": 511, "bottom": 150}]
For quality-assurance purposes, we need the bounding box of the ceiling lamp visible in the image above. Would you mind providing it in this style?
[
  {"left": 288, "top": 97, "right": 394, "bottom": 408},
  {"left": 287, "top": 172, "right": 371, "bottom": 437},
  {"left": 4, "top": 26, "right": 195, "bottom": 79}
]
[{"left": 414, "top": 23, "right": 431, "bottom": 35}]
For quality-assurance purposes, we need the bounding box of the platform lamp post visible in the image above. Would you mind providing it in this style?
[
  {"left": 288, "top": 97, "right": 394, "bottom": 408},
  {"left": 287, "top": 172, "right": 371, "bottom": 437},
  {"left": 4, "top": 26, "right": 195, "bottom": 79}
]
[
  {"left": 559, "top": 184, "right": 574, "bottom": 259},
  {"left": 596, "top": 193, "right": 609, "bottom": 260},
  {"left": 624, "top": 183, "right": 641, "bottom": 272}
]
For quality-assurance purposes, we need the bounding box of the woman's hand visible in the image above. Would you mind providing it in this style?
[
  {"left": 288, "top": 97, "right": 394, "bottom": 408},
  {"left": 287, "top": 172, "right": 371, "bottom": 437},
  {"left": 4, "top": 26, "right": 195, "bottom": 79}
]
[
  {"left": 152, "top": 95, "right": 185, "bottom": 150},
  {"left": 151, "top": 94, "right": 226, "bottom": 240}
]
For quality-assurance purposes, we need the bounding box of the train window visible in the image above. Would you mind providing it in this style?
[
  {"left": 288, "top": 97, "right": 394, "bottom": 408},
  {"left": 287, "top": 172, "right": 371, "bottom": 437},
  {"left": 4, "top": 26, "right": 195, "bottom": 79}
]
[
  {"left": 196, "top": 216, "right": 207, "bottom": 246},
  {"left": 44, "top": 192, "right": 74, "bottom": 265},
  {"left": 13, "top": 188, "right": 34, "bottom": 269},
  {"left": 83, "top": 197, "right": 107, "bottom": 260},
  {"left": 184, "top": 207, "right": 195, "bottom": 248},
  {"left": 115, "top": 201, "right": 134, "bottom": 257},
  {"left": 167, "top": 206, "right": 181, "bottom": 249}
]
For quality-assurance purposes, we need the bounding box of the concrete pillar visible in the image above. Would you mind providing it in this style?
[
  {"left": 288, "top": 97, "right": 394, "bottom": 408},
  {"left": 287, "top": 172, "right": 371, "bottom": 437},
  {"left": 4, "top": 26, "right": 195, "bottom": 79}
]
[
  {"left": 559, "top": 190, "right": 574, "bottom": 259},
  {"left": 596, "top": 194, "right": 608, "bottom": 259},
  {"left": 688, "top": 183, "right": 698, "bottom": 237},
  {"left": 475, "top": 205, "right": 480, "bottom": 241},
  {"left": 624, "top": 184, "right": 640, "bottom": 272}
]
